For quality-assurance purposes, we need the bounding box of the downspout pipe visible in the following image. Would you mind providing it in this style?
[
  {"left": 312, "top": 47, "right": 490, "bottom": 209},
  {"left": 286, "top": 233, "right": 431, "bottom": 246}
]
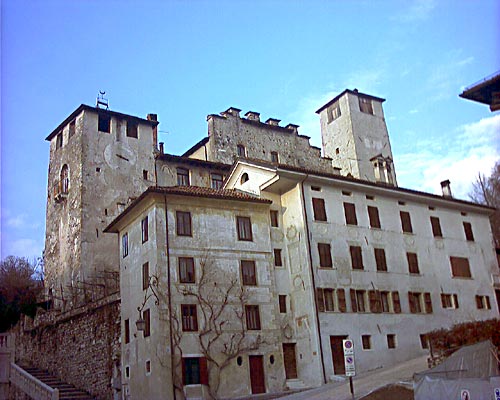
[
  {"left": 299, "top": 176, "right": 328, "bottom": 384},
  {"left": 164, "top": 195, "right": 176, "bottom": 400}
]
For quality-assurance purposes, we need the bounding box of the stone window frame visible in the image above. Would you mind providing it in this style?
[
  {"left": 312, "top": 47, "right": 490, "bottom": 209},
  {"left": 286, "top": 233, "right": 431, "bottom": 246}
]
[
  {"left": 210, "top": 173, "right": 224, "bottom": 189},
  {"left": 450, "top": 256, "right": 472, "bottom": 279},
  {"left": 179, "top": 257, "right": 195, "bottom": 284},
  {"left": 407, "top": 252, "right": 420, "bottom": 274},
  {"left": 141, "top": 216, "right": 149, "bottom": 243},
  {"left": 241, "top": 260, "right": 257, "bottom": 286},
  {"left": 273, "top": 249, "right": 283, "bottom": 267},
  {"left": 176, "top": 211, "right": 192, "bottom": 237},
  {"left": 181, "top": 304, "right": 198, "bottom": 332},
  {"left": 318, "top": 243, "right": 333, "bottom": 268},
  {"left": 271, "top": 151, "right": 279, "bottom": 164},
  {"left": 122, "top": 233, "right": 129, "bottom": 258},
  {"left": 367, "top": 206, "right": 381, "bottom": 229},
  {"left": 60, "top": 165, "right": 69, "bottom": 194},
  {"left": 312, "top": 198, "right": 327, "bottom": 222},
  {"left": 343, "top": 202, "right": 358, "bottom": 225},
  {"left": 374, "top": 248, "right": 387, "bottom": 272},
  {"left": 177, "top": 167, "right": 190, "bottom": 187},
  {"left": 237, "top": 144, "right": 247, "bottom": 158},
  {"left": 463, "top": 222, "right": 475, "bottom": 241},
  {"left": 430, "top": 216, "right": 443, "bottom": 238},
  {"left": 400, "top": 211, "right": 413, "bottom": 234},
  {"left": 349, "top": 246, "right": 363, "bottom": 270},
  {"left": 245, "top": 305, "right": 261, "bottom": 330},
  {"left": 236, "top": 216, "right": 253, "bottom": 241}
]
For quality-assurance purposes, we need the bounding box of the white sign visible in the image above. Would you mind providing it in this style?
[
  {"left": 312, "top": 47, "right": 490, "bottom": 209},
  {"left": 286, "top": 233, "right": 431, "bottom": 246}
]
[
  {"left": 343, "top": 340, "right": 356, "bottom": 377},
  {"left": 494, "top": 387, "right": 500, "bottom": 400},
  {"left": 460, "top": 389, "right": 470, "bottom": 400}
]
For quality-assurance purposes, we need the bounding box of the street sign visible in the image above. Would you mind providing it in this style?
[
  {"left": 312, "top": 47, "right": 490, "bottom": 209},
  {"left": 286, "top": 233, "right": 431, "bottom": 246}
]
[
  {"left": 343, "top": 339, "right": 356, "bottom": 377},
  {"left": 343, "top": 339, "right": 354, "bottom": 355},
  {"left": 460, "top": 389, "right": 470, "bottom": 400},
  {"left": 494, "top": 387, "right": 500, "bottom": 400}
]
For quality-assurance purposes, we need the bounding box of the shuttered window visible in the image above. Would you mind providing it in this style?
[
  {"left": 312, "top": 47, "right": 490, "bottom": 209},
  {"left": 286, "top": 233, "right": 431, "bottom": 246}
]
[
  {"left": 430, "top": 216, "right": 443, "bottom": 237},
  {"left": 312, "top": 198, "right": 327, "bottom": 221},
  {"left": 374, "top": 248, "right": 387, "bottom": 272},
  {"left": 181, "top": 304, "right": 198, "bottom": 331},
  {"left": 245, "top": 305, "right": 261, "bottom": 330},
  {"left": 392, "top": 291, "right": 401, "bottom": 313},
  {"left": 350, "top": 246, "right": 363, "bottom": 270},
  {"left": 179, "top": 257, "right": 195, "bottom": 283},
  {"left": 463, "top": 222, "right": 474, "bottom": 241},
  {"left": 337, "top": 288, "right": 347, "bottom": 312},
  {"left": 407, "top": 252, "right": 420, "bottom": 274},
  {"left": 176, "top": 211, "right": 192, "bottom": 236},
  {"left": 450, "top": 257, "right": 471, "bottom": 278},
  {"left": 241, "top": 260, "right": 257, "bottom": 286},
  {"left": 236, "top": 216, "right": 253, "bottom": 241},
  {"left": 318, "top": 243, "right": 333, "bottom": 268},
  {"left": 368, "top": 206, "right": 381, "bottom": 228},
  {"left": 400, "top": 211, "right": 413, "bottom": 233},
  {"left": 343, "top": 202, "right": 358, "bottom": 225}
]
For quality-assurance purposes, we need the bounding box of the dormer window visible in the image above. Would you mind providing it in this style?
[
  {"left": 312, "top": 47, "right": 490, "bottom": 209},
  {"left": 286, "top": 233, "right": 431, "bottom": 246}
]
[
  {"left": 237, "top": 144, "right": 246, "bottom": 158},
  {"left": 177, "top": 168, "right": 190, "bottom": 186},
  {"left": 372, "top": 155, "right": 395, "bottom": 186},
  {"left": 359, "top": 97, "right": 373, "bottom": 114}
]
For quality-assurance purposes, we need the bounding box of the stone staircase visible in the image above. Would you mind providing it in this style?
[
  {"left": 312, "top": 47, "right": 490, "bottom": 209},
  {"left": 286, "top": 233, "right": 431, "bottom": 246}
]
[{"left": 21, "top": 367, "right": 94, "bottom": 400}]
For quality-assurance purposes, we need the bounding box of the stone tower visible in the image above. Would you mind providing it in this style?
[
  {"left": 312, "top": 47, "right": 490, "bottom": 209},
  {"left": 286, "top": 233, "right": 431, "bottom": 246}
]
[
  {"left": 44, "top": 104, "right": 158, "bottom": 308},
  {"left": 316, "top": 89, "right": 397, "bottom": 186}
]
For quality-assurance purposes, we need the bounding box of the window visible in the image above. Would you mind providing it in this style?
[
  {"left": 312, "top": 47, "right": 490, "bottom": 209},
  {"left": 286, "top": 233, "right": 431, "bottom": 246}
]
[
  {"left": 380, "top": 291, "right": 390, "bottom": 312},
  {"left": 183, "top": 357, "right": 208, "bottom": 386},
  {"left": 142, "top": 262, "right": 149, "bottom": 290},
  {"left": 122, "top": 233, "right": 128, "bottom": 258},
  {"left": 271, "top": 151, "right": 279, "bottom": 163},
  {"left": 420, "top": 334, "right": 429, "bottom": 349},
  {"left": 350, "top": 289, "right": 366, "bottom": 312},
  {"left": 141, "top": 216, "right": 149, "bottom": 243},
  {"left": 279, "top": 295, "right": 287, "bottom": 313},
  {"left": 124, "top": 319, "right": 130, "bottom": 344},
  {"left": 430, "top": 216, "right": 442, "bottom": 237},
  {"left": 311, "top": 186, "right": 321, "bottom": 192},
  {"left": 387, "top": 334, "right": 396, "bottom": 349},
  {"left": 368, "top": 206, "right": 381, "bottom": 229},
  {"left": 312, "top": 198, "right": 327, "bottom": 221},
  {"left": 237, "top": 144, "right": 246, "bottom": 157},
  {"left": 56, "top": 131, "right": 63, "bottom": 149},
  {"left": 126, "top": 120, "right": 138, "bottom": 138},
  {"left": 241, "top": 260, "right": 256, "bottom": 286},
  {"left": 316, "top": 288, "right": 335, "bottom": 312},
  {"left": 143, "top": 170, "right": 148, "bottom": 180},
  {"left": 181, "top": 304, "right": 198, "bottom": 331},
  {"left": 211, "top": 173, "right": 223, "bottom": 189},
  {"left": 441, "top": 293, "right": 459, "bottom": 309},
  {"left": 98, "top": 113, "right": 111, "bottom": 133},
  {"left": 392, "top": 291, "right": 401, "bottom": 313},
  {"left": 407, "top": 252, "right": 420, "bottom": 274},
  {"left": 270, "top": 210, "right": 279, "bottom": 227},
  {"left": 176, "top": 211, "right": 192, "bottom": 236},
  {"left": 179, "top": 257, "right": 195, "bottom": 283},
  {"left": 476, "top": 295, "right": 491, "bottom": 310},
  {"left": 240, "top": 173, "right": 249, "bottom": 184},
  {"left": 274, "top": 249, "right": 283, "bottom": 267},
  {"left": 327, "top": 102, "right": 341, "bottom": 123},
  {"left": 143, "top": 308, "right": 150, "bottom": 337},
  {"left": 60, "top": 165, "right": 69, "bottom": 194},
  {"left": 236, "top": 216, "right": 252, "bottom": 241},
  {"left": 343, "top": 203, "right": 358, "bottom": 225},
  {"left": 177, "top": 168, "right": 190, "bottom": 186},
  {"left": 337, "top": 288, "right": 347, "bottom": 312},
  {"left": 125, "top": 366, "right": 130, "bottom": 379},
  {"left": 368, "top": 290, "right": 382, "bottom": 313},
  {"left": 145, "top": 360, "right": 151, "bottom": 374},
  {"left": 450, "top": 257, "right": 471, "bottom": 278},
  {"left": 424, "top": 292, "right": 433, "bottom": 313},
  {"left": 463, "top": 222, "right": 474, "bottom": 241},
  {"left": 374, "top": 248, "right": 387, "bottom": 272},
  {"left": 350, "top": 246, "right": 363, "bottom": 270},
  {"left": 318, "top": 243, "right": 332, "bottom": 268},
  {"left": 69, "top": 120, "right": 76, "bottom": 138},
  {"left": 245, "top": 305, "right": 261, "bottom": 330},
  {"left": 400, "top": 211, "right": 413, "bottom": 233},
  {"left": 362, "top": 335, "right": 371, "bottom": 350},
  {"left": 359, "top": 97, "right": 374, "bottom": 114},
  {"left": 408, "top": 292, "right": 423, "bottom": 313}
]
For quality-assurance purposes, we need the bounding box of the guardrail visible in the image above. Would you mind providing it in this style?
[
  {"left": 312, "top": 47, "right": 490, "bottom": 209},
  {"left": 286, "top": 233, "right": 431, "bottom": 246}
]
[{"left": 10, "top": 363, "right": 59, "bottom": 400}]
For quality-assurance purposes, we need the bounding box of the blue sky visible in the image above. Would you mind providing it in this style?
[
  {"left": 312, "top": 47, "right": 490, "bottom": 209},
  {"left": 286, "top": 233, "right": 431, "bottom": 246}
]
[{"left": 1, "top": 0, "right": 499, "bottom": 261}]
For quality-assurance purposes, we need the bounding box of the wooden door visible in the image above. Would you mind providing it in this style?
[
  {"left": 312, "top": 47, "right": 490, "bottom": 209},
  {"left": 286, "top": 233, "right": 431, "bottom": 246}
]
[
  {"left": 282, "top": 343, "right": 298, "bottom": 379},
  {"left": 249, "top": 355, "right": 265, "bottom": 394},
  {"left": 330, "top": 335, "right": 348, "bottom": 375}
]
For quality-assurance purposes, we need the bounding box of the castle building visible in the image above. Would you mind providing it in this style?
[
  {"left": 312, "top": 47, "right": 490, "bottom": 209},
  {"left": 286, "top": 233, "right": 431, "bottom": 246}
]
[{"left": 45, "top": 89, "right": 499, "bottom": 399}]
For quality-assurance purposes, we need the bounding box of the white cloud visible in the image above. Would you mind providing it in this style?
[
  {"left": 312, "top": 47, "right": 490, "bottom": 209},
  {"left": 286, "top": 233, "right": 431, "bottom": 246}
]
[
  {"left": 396, "top": 114, "right": 500, "bottom": 199},
  {"left": 1, "top": 238, "right": 44, "bottom": 261},
  {"left": 6, "top": 213, "right": 28, "bottom": 228},
  {"left": 392, "top": 0, "right": 436, "bottom": 23}
]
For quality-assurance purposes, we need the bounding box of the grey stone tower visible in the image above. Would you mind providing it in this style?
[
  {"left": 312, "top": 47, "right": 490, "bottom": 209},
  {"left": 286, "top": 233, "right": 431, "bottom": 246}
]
[
  {"left": 316, "top": 89, "right": 397, "bottom": 186},
  {"left": 44, "top": 104, "right": 158, "bottom": 309}
]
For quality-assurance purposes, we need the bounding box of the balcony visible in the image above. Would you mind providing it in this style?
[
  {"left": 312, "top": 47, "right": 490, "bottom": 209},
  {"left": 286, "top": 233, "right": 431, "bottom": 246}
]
[{"left": 53, "top": 179, "right": 68, "bottom": 203}]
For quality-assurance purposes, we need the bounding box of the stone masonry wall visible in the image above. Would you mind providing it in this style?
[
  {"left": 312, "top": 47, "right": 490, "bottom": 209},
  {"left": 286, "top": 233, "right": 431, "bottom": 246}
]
[{"left": 13, "top": 294, "right": 121, "bottom": 400}]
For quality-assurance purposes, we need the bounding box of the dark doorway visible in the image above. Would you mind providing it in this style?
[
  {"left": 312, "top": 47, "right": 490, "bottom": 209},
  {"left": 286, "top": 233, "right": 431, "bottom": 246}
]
[
  {"left": 282, "top": 343, "right": 298, "bottom": 379},
  {"left": 495, "top": 290, "right": 500, "bottom": 314},
  {"left": 330, "top": 335, "right": 348, "bottom": 375},
  {"left": 249, "top": 355, "right": 265, "bottom": 394}
]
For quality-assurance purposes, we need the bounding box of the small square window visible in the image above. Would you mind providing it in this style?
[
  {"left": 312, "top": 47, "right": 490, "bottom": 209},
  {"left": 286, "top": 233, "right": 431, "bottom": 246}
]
[
  {"left": 359, "top": 97, "right": 374, "bottom": 114},
  {"left": 274, "top": 249, "right": 283, "bottom": 267},
  {"left": 141, "top": 216, "right": 149, "bottom": 243},
  {"left": 142, "top": 262, "right": 149, "bottom": 290},
  {"left": 387, "top": 334, "right": 396, "bottom": 349},
  {"left": 179, "top": 257, "right": 195, "bottom": 283},
  {"left": 245, "top": 305, "right": 261, "bottom": 330},
  {"left": 211, "top": 173, "right": 224, "bottom": 189},
  {"left": 362, "top": 335, "right": 371, "bottom": 350},
  {"left": 176, "top": 211, "right": 192, "bottom": 236},
  {"left": 236, "top": 216, "right": 253, "bottom": 241},
  {"left": 126, "top": 120, "right": 138, "bottom": 138},
  {"left": 270, "top": 210, "right": 279, "bottom": 227},
  {"left": 181, "top": 304, "right": 198, "bottom": 331},
  {"left": 241, "top": 260, "right": 257, "bottom": 286}
]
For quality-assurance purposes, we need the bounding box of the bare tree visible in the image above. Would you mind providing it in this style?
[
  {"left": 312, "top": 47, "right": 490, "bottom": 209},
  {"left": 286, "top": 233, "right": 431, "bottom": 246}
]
[{"left": 469, "top": 161, "right": 500, "bottom": 247}]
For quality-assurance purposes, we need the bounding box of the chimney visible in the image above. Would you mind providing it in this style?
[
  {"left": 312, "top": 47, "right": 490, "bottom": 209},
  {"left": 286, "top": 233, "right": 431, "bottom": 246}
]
[
  {"left": 265, "top": 118, "right": 281, "bottom": 126},
  {"left": 285, "top": 123, "right": 299, "bottom": 134},
  {"left": 159, "top": 142, "right": 164, "bottom": 154},
  {"left": 221, "top": 107, "right": 241, "bottom": 118},
  {"left": 440, "top": 179, "right": 452, "bottom": 197},
  {"left": 147, "top": 113, "right": 158, "bottom": 150},
  {"left": 245, "top": 111, "right": 260, "bottom": 122}
]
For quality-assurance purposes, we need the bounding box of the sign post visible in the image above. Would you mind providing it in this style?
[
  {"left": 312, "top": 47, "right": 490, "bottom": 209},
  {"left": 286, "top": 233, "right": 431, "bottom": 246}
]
[{"left": 343, "top": 339, "right": 356, "bottom": 400}]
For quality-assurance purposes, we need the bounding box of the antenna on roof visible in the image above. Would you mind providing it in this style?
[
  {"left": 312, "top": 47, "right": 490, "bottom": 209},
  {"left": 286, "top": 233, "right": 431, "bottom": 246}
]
[{"left": 96, "top": 90, "right": 109, "bottom": 109}]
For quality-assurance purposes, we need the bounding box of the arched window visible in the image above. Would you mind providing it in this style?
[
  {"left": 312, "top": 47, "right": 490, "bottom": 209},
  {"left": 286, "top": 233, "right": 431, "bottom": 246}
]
[
  {"left": 60, "top": 165, "right": 69, "bottom": 194},
  {"left": 240, "top": 173, "right": 249, "bottom": 184}
]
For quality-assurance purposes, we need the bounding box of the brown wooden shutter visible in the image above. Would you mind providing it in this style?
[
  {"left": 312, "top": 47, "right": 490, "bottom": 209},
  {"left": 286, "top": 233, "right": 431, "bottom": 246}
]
[
  {"left": 199, "top": 357, "right": 209, "bottom": 385},
  {"left": 316, "top": 289, "right": 325, "bottom": 312},
  {"left": 392, "top": 291, "right": 401, "bottom": 313},
  {"left": 453, "top": 294, "right": 459, "bottom": 309},
  {"left": 350, "top": 289, "right": 358, "bottom": 312},
  {"left": 337, "top": 289, "right": 347, "bottom": 312},
  {"left": 424, "top": 293, "right": 433, "bottom": 313},
  {"left": 369, "top": 290, "right": 381, "bottom": 313},
  {"left": 343, "top": 203, "right": 358, "bottom": 225},
  {"left": 408, "top": 292, "right": 416, "bottom": 313},
  {"left": 368, "top": 206, "right": 381, "bottom": 228},
  {"left": 181, "top": 358, "right": 186, "bottom": 385}
]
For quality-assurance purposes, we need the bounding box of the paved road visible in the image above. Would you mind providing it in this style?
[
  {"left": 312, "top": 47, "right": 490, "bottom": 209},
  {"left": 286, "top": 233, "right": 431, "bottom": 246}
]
[{"left": 279, "top": 355, "right": 428, "bottom": 400}]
